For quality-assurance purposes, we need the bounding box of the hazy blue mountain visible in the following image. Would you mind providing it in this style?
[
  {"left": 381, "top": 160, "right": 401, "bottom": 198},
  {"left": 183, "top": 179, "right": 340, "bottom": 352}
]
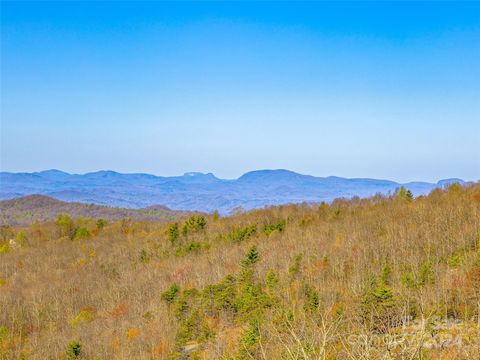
[
  {"left": 0, "top": 169, "right": 467, "bottom": 214},
  {"left": 437, "top": 178, "right": 466, "bottom": 187}
]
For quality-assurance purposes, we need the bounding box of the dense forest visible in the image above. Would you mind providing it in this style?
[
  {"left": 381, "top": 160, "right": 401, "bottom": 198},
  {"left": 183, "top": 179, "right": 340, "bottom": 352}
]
[{"left": 1, "top": 183, "right": 479, "bottom": 359}]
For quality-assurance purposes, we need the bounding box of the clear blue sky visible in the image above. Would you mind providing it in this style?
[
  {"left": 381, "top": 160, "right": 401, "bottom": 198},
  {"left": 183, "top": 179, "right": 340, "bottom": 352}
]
[{"left": 1, "top": 1, "right": 479, "bottom": 182}]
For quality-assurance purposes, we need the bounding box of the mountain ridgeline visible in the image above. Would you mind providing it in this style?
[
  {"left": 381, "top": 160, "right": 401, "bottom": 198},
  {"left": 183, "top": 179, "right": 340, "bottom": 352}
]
[
  {"left": 0, "top": 195, "right": 192, "bottom": 227},
  {"left": 0, "top": 169, "right": 466, "bottom": 214}
]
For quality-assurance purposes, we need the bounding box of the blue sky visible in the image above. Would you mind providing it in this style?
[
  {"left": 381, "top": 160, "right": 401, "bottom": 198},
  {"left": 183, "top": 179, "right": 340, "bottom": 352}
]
[{"left": 1, "top": 1, "right": 479, "bottom": 182}]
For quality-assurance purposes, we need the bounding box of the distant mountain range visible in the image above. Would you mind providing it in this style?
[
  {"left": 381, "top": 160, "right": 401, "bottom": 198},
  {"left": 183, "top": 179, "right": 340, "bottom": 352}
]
[{"left": 0, "top": 169, "right": 467, "bottom": 214}]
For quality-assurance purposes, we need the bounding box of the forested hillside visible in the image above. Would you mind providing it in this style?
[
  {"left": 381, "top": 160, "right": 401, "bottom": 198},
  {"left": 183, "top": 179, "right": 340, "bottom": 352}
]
[
  {"left": 1, "top": 183, "right": 479, "bottom": 359},
  {"left": 0, "top": 195, "right": 190, "bottom": 226}
]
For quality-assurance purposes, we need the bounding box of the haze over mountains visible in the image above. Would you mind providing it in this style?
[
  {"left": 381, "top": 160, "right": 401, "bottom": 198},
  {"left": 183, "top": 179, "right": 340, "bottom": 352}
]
[
  {"left": 0, "top": 169, "right": 466, "bottom": 214},
  {"left": 0, "top": 170, "right": 463, "bottom": 214}
]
